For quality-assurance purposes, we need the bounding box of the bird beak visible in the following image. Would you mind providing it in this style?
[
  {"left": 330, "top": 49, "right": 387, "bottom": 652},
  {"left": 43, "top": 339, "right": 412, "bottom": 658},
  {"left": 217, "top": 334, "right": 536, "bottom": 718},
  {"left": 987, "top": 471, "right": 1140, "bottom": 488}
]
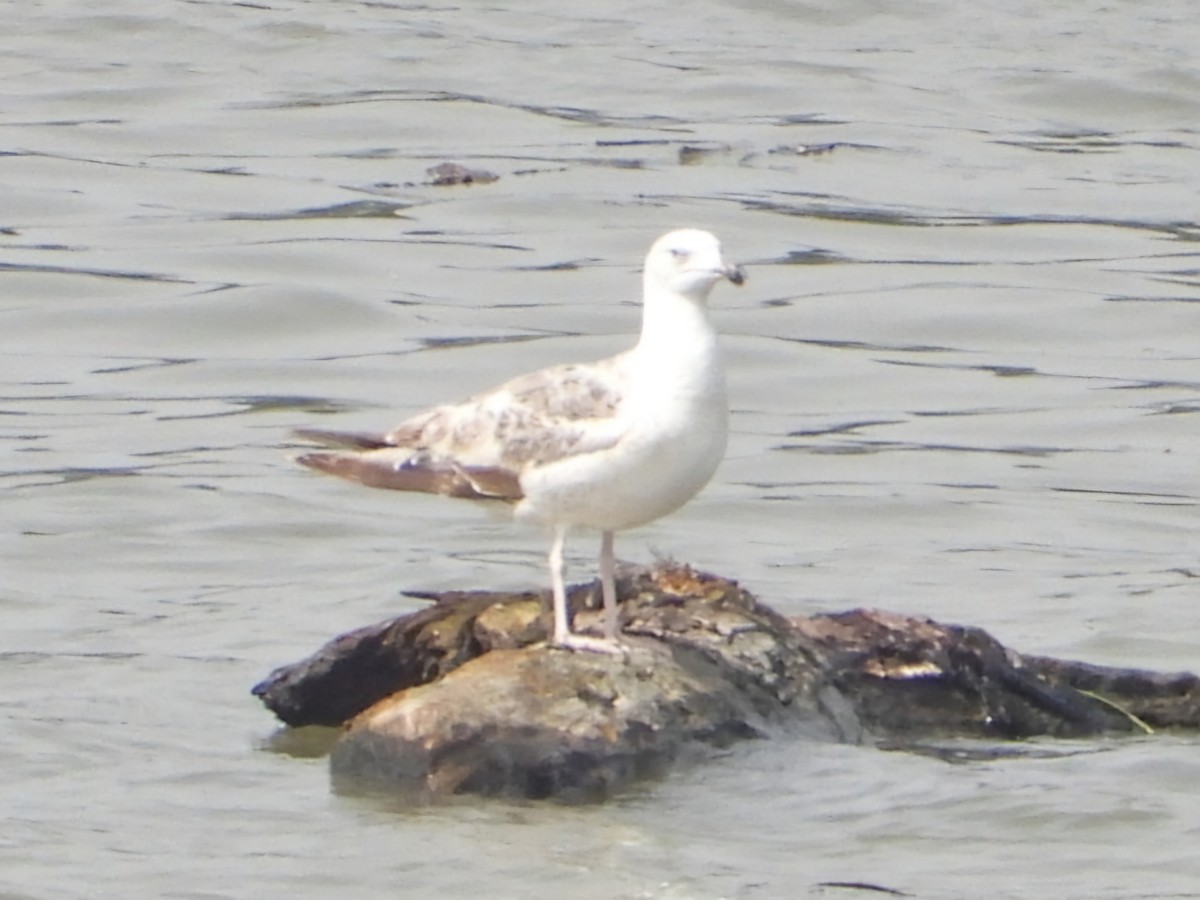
[{"left": 724, "top": 263, "right": 747, "bottom": 286}]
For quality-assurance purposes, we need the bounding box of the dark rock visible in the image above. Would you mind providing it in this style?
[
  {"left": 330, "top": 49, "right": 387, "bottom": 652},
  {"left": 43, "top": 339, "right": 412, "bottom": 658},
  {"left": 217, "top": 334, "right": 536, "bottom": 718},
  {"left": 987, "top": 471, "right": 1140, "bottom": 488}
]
[
  {"left": 794, "top": 609, "right": 1148, "bottom": 738},
  {"left": 1016, "top": 653, "right": 1200, "bottom": 731},
  {"left": 253, "top": 564, "right": 1200, "bottom": 801},
  {"left": 425, "top": 162, "right": 499, "bottom": 185}
]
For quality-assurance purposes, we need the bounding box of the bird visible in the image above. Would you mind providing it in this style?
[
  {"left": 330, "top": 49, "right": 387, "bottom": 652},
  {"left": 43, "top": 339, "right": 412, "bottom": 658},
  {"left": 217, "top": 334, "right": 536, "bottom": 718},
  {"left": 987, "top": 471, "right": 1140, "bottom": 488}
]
[{"left": 294, "top": 229, "right": 745, "bottom": 653}]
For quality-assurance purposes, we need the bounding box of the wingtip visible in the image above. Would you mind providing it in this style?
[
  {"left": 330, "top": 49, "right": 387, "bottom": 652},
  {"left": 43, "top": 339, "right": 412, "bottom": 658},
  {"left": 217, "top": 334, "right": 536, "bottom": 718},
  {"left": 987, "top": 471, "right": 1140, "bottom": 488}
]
[
  {"left": 293, "top": 449, "right": 405, "bottom": 490},
  {"left": 294, "top": 451, "right": 352, "bottom": 478},
  {"left": 292, "top": 427, "right": 391, "bottom": 451}
]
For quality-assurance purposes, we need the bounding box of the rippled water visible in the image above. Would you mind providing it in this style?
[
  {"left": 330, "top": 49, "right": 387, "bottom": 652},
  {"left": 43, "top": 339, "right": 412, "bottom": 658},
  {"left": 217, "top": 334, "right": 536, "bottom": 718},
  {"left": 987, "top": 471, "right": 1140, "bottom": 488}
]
[{"left": 3, "top": 1, "right": 1198, "bottom": 898}]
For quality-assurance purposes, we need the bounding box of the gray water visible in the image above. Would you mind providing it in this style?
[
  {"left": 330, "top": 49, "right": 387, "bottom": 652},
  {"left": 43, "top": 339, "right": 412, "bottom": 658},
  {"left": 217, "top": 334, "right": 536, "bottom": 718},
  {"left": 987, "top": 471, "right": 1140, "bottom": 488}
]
[{"left": 3, "top": 1, "right": 1198, "bottom": 898}]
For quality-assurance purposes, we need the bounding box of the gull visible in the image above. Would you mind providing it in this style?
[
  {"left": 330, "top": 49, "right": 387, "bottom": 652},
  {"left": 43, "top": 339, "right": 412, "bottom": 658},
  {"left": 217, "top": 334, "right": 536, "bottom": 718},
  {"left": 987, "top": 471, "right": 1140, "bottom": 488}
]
[{"left": 294, "top": 229, "right": 745, "bottom": 653}]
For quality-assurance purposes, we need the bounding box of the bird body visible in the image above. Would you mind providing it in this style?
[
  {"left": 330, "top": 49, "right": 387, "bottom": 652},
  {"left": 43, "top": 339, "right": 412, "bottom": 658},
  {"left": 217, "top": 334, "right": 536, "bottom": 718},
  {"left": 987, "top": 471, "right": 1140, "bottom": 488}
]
[{"left": 296, "top": 229, "right": 744, "bottom": 652}]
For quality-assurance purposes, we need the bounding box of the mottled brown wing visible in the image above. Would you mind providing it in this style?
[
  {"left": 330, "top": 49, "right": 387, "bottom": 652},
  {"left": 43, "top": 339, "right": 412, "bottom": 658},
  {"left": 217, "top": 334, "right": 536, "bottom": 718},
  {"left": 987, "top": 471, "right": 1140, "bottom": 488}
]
[
  {"left": 381, "top": 358, "right": 628, "bottom": 469},
  {"left": 294, "top": 356, "right": 627, "bottom": 499},
  {"left": 502, "top": 362, "right": 623, "bottom": 422}
]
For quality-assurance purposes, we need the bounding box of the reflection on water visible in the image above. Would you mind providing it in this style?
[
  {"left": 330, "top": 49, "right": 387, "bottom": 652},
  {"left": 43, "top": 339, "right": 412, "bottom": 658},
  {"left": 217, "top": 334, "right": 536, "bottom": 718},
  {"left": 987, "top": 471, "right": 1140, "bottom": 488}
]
[{"left": 2, "top": 0, "right": 1198, "bottom": 898}]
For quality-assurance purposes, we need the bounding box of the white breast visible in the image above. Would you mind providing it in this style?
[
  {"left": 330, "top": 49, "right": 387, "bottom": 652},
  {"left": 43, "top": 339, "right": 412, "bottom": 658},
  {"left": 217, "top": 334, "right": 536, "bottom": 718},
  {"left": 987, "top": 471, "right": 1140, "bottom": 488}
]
[{"left": 515, "top": 312, "right": 728, "bottom": 532}]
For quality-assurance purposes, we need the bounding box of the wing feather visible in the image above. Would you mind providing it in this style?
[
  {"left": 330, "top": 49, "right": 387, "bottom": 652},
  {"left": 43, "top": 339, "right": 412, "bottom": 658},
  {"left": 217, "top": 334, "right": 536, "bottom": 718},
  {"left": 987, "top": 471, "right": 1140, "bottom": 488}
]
[
  {"left": 296, "top": 449, "right": 524, "bottom": 501},
  {"left": 294, "top": 356, "right": 629, "bottom": 499},
  {"left": 384, "top": 357, "right": 628, "bottom": 468}
]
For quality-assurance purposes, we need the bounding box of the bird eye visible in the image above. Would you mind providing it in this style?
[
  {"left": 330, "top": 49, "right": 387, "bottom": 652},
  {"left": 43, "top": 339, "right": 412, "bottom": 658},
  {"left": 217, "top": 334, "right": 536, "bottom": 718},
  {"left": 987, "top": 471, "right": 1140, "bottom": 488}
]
[{"left": 669, "top": 247, "right": 689, "bottom": 259}]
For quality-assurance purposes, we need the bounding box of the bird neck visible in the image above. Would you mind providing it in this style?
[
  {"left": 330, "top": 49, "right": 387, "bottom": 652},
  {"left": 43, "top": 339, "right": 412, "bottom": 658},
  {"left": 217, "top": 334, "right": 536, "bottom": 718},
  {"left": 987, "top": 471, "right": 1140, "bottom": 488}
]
[
  {"left": 630, "top": 282, "right": 725, "bottom": 414},
  {"left": 635, "top": 282, "right": 718, "bottom": 360}
]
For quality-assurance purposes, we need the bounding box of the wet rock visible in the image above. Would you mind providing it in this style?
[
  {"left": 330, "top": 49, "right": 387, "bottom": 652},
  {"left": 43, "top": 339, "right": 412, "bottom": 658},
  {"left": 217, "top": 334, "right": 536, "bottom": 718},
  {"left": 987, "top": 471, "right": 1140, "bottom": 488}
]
[
  {"left": 1015, "top": 653, "right": 1200, "bottom": 731},
  {"left": 330, "top": 637, "right": 823, "bottom": 802},
  {"left": 253, "top": 564, "right": 1200, "bottom": 801},
  {"left": 794, "top": 609, "right": 1157, "bottom": 738},
  {"left": 425, "top": 162, "right": 499, "bottom": 185}
]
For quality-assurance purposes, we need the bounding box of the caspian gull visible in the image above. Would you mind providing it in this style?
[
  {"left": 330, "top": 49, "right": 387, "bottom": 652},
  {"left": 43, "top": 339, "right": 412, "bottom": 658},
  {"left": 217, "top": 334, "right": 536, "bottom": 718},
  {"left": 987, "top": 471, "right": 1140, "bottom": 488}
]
[{"left": 295, "top": 229, "right": 745, "bottom": 653}]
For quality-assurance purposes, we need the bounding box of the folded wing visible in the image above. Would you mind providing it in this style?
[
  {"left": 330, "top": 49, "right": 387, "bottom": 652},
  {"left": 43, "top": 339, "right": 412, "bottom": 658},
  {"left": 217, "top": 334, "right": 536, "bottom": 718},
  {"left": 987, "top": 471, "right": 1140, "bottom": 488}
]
[{"left": 295, "top": 358, "right": 628, "bottom": 502}]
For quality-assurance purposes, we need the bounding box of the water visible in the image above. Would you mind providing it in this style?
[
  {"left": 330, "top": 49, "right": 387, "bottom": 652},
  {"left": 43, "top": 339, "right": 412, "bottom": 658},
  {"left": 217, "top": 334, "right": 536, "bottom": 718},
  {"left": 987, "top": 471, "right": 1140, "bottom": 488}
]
[{"left": 2, "top": 0, "right": 1198, "bottom": 897}]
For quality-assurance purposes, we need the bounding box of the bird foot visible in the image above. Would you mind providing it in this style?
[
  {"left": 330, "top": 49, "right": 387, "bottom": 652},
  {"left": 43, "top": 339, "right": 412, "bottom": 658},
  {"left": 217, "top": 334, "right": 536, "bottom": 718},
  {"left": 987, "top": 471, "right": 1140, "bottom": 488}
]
[{"left": 550, "top": 632, "right": 627, "bottom": 657}]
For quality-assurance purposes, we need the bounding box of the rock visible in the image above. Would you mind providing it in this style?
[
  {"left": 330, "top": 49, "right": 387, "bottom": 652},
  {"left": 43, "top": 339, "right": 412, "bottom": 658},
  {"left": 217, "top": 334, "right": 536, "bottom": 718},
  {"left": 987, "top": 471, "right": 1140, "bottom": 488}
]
[
  {"left": 1014, "top": 653, "right": 1200, "bottom": 731},
  {"left": 425, "top": 162, "right": 499, "bottom": 185},
  {"left": 252, "top": 589, "right": 525, "bottom": 729},
  {"left": 795, "top": 608, "right": 1150, "bottom": 739},
  {"left": 331, "top": 637, "right": 834, "bottom": 802},
  {"left": 252, "top": 564, "right": 1200, "bottom": 801}
]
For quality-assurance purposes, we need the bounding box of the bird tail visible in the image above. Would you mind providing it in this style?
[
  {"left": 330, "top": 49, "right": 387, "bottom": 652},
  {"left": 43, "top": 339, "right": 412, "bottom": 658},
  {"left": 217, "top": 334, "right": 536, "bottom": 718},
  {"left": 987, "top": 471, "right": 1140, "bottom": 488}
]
[{"left": 295, "top": 449, "right": 523, "bottom": 502}]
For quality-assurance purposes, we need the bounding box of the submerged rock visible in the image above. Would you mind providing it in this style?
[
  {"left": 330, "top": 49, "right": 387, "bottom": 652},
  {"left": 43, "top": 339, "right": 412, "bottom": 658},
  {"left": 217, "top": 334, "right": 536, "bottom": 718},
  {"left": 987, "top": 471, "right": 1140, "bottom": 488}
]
[
  {"left": 425, "top": 162, "right": 499, "bottom": 185},
  {"left": 253, "top": 564, "right": 1200, "bottom": 801}
]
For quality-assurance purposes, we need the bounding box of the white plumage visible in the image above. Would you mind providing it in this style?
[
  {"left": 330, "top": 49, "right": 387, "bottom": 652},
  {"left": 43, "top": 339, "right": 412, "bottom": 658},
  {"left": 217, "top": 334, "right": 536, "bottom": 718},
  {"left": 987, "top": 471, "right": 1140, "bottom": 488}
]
[{"left": 296, "top": 229, "right": 745, "bottom": 652}]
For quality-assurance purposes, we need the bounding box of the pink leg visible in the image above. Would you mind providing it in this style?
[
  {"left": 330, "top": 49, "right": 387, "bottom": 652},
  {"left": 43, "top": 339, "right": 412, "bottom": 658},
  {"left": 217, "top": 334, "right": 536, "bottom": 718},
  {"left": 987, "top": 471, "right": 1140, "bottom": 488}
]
[
  {"left": 549, "top": 523, "right": 571, "bottom": 645},
  {"left": 546, "top": 524, "right": 623, "bottom": 655},
  {"left": 600, "top": 530, "right": 619, "bottom": 640}
]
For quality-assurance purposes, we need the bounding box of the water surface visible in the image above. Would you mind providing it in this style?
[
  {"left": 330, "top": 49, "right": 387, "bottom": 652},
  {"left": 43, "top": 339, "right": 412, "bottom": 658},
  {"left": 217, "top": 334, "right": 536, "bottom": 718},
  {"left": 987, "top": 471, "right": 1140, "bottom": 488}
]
[{"left": 2, "top": 1, "right": 1198, "bottom": 898}]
